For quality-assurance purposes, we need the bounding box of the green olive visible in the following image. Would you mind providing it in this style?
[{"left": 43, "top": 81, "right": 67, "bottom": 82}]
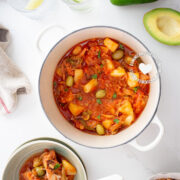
[
  {"left": 35, "top": 166, "right": 45, "bottom": 177},
  {"left": 96, "top": 124, "right": 105, "bottom": 135},
  {"left": 112, "top": 50, "right": 124, "bottom": 60},
  {"left": 33, "top": 157, "right": 42, "bottom": 168},
  {"left": 66, "top": 76, "right": 74, "bottom": 87},
  {"left": 96, "top": 90, "right": 106, "bottom": 99}
]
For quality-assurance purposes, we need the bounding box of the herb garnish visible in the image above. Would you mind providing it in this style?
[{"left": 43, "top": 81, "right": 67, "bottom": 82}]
[
  {"left": 96, "top": 99, "right": 102, "bottom": 104},
  {"left": 92, "top": 74, "right": 98, "bottom": 79},
  {"left": 64, "top": 88, "right": 68, "bottom": 92},
  {"left": 97, "top": 115, "right": 101, "bottom": 120},
  {"left": 114, "top": 119, "right": 119, "bottom": 124},
  {"left": 112, "top": 92, "right": 117, "bottom": 99},
  {"left": 78, "top": 96, "right": 83, "bottom": 101},
  {"left": 53, "top": 81, "right": 57, "bottom": 87},
  {"left": 98, "top": 50, "right": 101, "bottom": 59},
  {"left": 54, "top": 163, "right": 61, "bottom": 170},
  {"left": 133, "top": 87, "right": 139, "bottom": 93},
  {"left": 119, "top": 44, "right": 124, "bottom": 50}
]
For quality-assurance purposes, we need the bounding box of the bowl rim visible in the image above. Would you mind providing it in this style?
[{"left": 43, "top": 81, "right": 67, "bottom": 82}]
[
  {"left": 2, "top": 137, "right": 88, "bottom": 180},
  {"left": 38, "top": 25, "right": 161, "bottom": 149}
]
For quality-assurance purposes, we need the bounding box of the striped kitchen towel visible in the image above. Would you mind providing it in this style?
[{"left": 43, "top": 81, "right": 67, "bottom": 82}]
[{"left": 0, "top": 25, "right": 31, "bottom": 115}]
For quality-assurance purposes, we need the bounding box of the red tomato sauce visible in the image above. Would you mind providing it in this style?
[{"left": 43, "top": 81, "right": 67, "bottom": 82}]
[
  {"left": 19, "top": 149, "right": 76, "bottom": 180},
  {"left": 53, "top": 38, "right": 150, "bottom": 135}
]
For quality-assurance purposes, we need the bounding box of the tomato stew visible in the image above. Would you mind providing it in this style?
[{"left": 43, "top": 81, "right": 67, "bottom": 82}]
[
  {"left": 53, "top": 38, "right": 150, "bottom": 135},
  {"left": 19, "top": 149, "right": 76, "bottom": 180}
]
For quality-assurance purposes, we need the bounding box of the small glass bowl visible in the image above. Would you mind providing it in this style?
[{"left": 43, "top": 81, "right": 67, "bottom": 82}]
[
  {"left": 7, "top": 0, "right": 53, "bottom": 19},
  {"left": 62, "top": 0, "right": 94, "bottom": 12}
]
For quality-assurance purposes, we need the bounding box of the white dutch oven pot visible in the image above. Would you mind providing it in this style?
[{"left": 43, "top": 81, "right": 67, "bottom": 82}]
[{"left": 39, "top": 26, "right": 163, "bottom": 151}]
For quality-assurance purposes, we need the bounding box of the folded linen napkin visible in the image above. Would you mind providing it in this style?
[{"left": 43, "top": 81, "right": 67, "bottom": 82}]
[{"left": 0, "top": 25, "right": 31, "bottom": 115}]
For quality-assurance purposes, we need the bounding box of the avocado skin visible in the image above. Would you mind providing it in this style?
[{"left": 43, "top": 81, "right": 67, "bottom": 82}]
[
  {"left": 110, "top": 0, "right": 157, "bottom": 6},
  {"left": 144, "top": 8, "right": 180, "bottom": 45}
]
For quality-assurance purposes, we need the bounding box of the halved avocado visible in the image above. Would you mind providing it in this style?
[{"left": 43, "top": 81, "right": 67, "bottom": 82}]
[{"left": 144, "top": 8, "right": 180, "bottom": 45}]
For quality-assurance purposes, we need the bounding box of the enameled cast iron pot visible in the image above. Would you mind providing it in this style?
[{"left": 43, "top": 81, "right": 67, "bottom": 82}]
[{"left": 39, "top": 26, "right": 163, "bottom": 151}]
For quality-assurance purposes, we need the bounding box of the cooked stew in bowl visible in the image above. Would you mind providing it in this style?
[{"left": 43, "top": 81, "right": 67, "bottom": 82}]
[
  {"left": 53, "top": 37, "right": 150, "bottom": 135},
  {"left": 19, "top": 149, "right": 77, "bottom": 180}
]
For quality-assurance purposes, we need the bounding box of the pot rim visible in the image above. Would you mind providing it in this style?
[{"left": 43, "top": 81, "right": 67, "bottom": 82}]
[{"left": 38, "top": 25, "right": 161, "bottom": 149}]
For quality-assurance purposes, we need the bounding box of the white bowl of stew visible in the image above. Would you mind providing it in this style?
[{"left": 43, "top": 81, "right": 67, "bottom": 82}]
[
  {"left": 2, "top": 138, "right": 87, "bottom": 180},
  {"left": 39, "top": 26, "right": 163, "bottom": 150}
]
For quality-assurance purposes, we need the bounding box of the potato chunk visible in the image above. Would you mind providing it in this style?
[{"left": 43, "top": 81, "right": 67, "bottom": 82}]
[
  {"left": 83, "top": 79, "right": 98, "bottom": 93},
  {"left": 127, "top": 72, "right": 139, "bottom": 88},
  {"left": 62, "top": 160, "right": 77, "bottom": 176},
  {"left": 118, "top": 100, "right": 133, "bottom": 114},
  {"left": 105, "top": 59, "right": 115, "bottom": 71},
  {"left": 125, "top": 56, "right": 133, "bottom": 65},
  {"left": 33, "top": 157, "right": 42, "bottom": 168},
  {"left": 104, "top": 38, "right": 119, "bottom": 52},
  {"left": 56, "top": 67, "right": 62, "bottom": 76},
  {"left": 68, "top": 103, "right": 84, "bottom": 116},
  {"left": 124, "top": 114, "right": 134, "bottom": 126},
  {"left": 65, "top": 92, "right": 74, "bottom": 103},
  {"left": 66, "top": 76, "right": 74, "bottom": 87},
  {"left": 118, "top": 100, "right": 134, "bottom": 125},
  {"left": 111, "top": 66, "right": 126, "bottom": 77},
  {"left": 74, "top": 69, "right": 83, "bottom": 83},
  {"left": 101, "top": 46, "right": 109, "bottom": 53},
  {"left": 102, "top": 120, "right": 113, "bottom": 129},
  {"left": 72, "top": 46, "right": 82, "bottom": 55}
]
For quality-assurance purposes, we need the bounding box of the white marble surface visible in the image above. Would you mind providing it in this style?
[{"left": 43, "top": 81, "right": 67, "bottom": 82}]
[{"left": 0, "top": 0, "right": 180, "bottom": 179}]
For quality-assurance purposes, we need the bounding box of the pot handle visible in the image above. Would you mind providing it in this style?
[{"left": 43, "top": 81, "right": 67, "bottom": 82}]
[
  {"left": 129, "top": 115, "right": 164, "bottom": 151},
  {"left": 36, "top": 24, "right": 67, "bottom": 54}
]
